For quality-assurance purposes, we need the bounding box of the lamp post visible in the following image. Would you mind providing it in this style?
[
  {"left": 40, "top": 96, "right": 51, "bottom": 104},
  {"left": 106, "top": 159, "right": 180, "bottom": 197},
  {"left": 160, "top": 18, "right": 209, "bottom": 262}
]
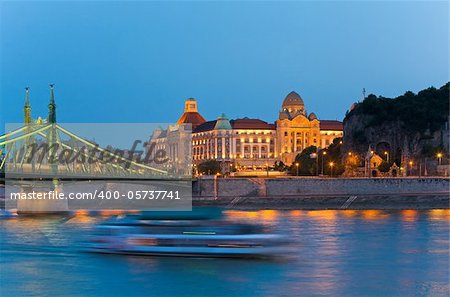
[
  {"left": 321, "top": 151, "right": 327, "bottom": 175},
  {"left": 437, "top": 153, "right": 443, "bottom": 166},
  {"left": 329, "top": 162, "right": 334, "bottom": 177},
  {"left": 295, "top": 162, "right": 299, "bottom": 176},
  {"left": 312, "top": 152, "right": 318, "bottom": 176},
  {"left": 384, "top": 151, "right": 389, "bottom": 163},
  {"left": 409, "top": 160, "right": 413, "bottom": 176}
]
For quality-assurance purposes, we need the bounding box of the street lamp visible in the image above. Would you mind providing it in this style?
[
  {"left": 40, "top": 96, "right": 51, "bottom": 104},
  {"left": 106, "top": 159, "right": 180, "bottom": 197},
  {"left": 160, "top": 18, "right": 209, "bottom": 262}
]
[
  {"left": 193, "top": 164, "right": 197, "bottom": 176},
  {"left": 409, "top": 160, "right": 413, "bottom": 176},
  {"left": 321, "top": 151, "right": 327, "bottom": 175},
  {"left": 311, "top": 152, "right": 319, "bottom": 176},
  {"left": 437, "top": 153, "right": 443, "bottom": 165},
  {"left": 295, "top": 162, "right": 299, "bottom": 176},
  {"left": 329, "top": 162, "right": 334, "bottom": 177},
  {"left": 384, "top": 151, "right": 389, "bottom": 163}
]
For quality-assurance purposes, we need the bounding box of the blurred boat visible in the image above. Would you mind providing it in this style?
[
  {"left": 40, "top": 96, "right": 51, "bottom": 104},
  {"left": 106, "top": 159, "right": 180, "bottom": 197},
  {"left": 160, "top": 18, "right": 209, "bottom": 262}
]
[{"left": 85, "top": 208, "right": 287, "bottom": 258}]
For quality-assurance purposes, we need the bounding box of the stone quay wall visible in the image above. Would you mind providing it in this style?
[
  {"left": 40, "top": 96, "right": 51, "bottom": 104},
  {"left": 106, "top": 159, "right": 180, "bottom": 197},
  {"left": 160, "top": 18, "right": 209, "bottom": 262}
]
[{"left": 193, "top": 177, "right": 450, "bottom": 198}]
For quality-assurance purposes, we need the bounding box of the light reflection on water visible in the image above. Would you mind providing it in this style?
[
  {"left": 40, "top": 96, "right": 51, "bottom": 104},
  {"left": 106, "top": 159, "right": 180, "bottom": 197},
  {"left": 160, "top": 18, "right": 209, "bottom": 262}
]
[{"left": 1, "top": 210, "right": 449, "bottom": 297}]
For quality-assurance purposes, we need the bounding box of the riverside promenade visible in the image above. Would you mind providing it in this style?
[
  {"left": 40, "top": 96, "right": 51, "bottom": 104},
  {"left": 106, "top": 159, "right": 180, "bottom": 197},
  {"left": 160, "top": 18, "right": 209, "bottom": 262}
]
[
  {"left": 193, "top": 177, "right": 450, "bottom": 209},
  {"left": 1, "top": 177, "right": 448, "bottom": 211}
]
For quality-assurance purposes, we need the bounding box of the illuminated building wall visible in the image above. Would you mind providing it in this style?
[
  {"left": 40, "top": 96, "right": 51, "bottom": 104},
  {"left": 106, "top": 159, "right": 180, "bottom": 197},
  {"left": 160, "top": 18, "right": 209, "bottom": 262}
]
[{"left": 153, "top": 94, "right": 343, "bottom": 170}]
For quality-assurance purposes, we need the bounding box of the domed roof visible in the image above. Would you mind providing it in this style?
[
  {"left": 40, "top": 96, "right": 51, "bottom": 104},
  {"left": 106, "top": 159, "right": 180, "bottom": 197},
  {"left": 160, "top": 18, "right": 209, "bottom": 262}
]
[
  {"left": 214, "top": 113, "right": 232, "bottom": 130},
  {"left": 282, "top": 91, "right": 304, "bottom": 108},
  {"left": 177, "top": 112, "right": 206, "bottom": 129},
  {"left": 308, "top": 112, "right": 317, "bottom": 120},
  {"left": 176, "top": 98, "right": 206, "bottom": 129}
]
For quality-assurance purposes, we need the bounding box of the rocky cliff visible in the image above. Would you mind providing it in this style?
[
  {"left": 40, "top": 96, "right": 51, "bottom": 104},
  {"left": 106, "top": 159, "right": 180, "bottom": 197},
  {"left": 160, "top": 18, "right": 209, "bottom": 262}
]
[{"left": 343, "top": 83, "right": 449, "bottom": 164}]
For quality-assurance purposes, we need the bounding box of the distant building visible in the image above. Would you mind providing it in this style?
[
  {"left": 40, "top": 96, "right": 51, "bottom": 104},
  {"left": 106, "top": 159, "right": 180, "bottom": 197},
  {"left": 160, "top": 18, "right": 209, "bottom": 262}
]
[
  {"left": 176, "top": 98, "right": 206, "bottom": 130},
  {"left": 276, "top": 91, "right": 343, "bottom": 164},
  {"left": 320, "top": 120, "right": 344, "bottom": 148},
  {"left": 192, "top": 115, "right": 277, "bottom": 169},
  {"left": 150, "top": 92, "right": 343, "bottom": 172}
]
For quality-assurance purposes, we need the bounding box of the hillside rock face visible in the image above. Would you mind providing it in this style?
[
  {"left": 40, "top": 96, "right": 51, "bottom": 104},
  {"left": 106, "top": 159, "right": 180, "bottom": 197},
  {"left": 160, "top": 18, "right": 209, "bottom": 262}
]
[
  {"left": 343, "top": 114, "right": 445, "bottom": 163},
  {"left": 342, "top": 83, "right": 449, "bottom": 166}
]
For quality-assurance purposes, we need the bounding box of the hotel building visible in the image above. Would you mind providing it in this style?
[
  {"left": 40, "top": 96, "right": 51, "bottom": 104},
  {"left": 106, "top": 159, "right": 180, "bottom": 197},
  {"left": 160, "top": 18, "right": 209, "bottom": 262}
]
[{"left": 148, "top": 91, "right": 343, "bottom": 171}]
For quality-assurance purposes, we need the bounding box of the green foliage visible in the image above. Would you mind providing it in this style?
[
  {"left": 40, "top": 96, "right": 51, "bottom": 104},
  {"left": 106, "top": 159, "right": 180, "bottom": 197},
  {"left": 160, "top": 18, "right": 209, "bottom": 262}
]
[
  {"left": 292, "top": 146, "right": 318, "bottom": 175},
  {"left": 319, "top": 138, "right": 345, "bottom": 176},
  {"left": 273, "top": 161, "right": 288, "bottom": 172},
  {"left": 345, "top": 83, "right": 450, "bottom": 134},
  {"left": 198, "top": 160, "right": 221, "bottom": 175},
  {"left": 378, "top": 161, "right": 391, "bottom": 173}
]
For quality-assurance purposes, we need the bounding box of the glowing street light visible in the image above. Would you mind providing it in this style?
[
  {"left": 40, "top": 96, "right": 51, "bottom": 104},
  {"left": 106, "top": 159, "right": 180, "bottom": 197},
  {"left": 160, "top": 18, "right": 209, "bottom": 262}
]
[
  {"left": 384, "top": 151, "right": 389, "bottom": 163},
  {"left": 329, "top": 162, "right": 334, "bottom": 177},
  {"left": 295, "top": 162, "right": 299, "bottom": 176},
  {"left": 310, "top": 152, "right": 319, "bottom": 176},
  {"left": 437, "top": 153, "right": 443, "bottom": 165},
  {"left": 321, "top": 151, "right": 327, "bottom": 175}
]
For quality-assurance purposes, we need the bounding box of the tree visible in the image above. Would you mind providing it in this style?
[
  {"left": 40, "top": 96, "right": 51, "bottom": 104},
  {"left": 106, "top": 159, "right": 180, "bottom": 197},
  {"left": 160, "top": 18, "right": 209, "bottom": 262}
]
[
  {"left": 291, "top": 146, "right": 318, "bottom": 175},
  {"left": 273, "top": 161, "right": 288, "bottom": 172},
  {"left": 345, "top": 83, "right": 449, "bottom": 134},
  {"left": 320, "top": 138, "right": 345, "bottom": 176},
  {"left": 378, "top": 161, "right": 390, "bottom": 173},
  {"left": 198, "top": 160, "right": 221, "bottom": 175}
]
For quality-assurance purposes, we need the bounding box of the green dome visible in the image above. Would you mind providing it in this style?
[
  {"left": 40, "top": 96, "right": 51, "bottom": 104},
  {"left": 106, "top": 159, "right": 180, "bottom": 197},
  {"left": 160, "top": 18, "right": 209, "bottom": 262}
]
[{"left": 214, "top": 113, "right": 232, "bottom": 130}]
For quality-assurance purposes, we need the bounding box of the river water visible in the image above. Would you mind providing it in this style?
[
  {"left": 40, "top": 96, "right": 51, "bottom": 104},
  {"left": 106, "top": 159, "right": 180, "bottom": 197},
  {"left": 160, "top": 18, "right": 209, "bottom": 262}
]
[{"left": 1, "top": 209, "right": 449, "bottom": 297}]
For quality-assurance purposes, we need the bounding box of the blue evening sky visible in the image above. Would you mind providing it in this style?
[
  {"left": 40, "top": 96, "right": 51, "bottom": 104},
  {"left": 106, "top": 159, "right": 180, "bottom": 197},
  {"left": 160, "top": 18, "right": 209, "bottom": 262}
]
[{"left": 1, "top": 1, "right": 448, "bottom": 133}]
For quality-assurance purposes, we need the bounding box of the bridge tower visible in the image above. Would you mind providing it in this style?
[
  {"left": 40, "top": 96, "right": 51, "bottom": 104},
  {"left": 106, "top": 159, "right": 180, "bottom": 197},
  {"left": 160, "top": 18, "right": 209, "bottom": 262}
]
[
  {"left": 47, "top": 84, "right": 59, "bottom": 181},
  {"left": 48, "top": 84, "right": 56, "bottom": 124},
  {"left": 24, "top": 87, "right": 32, "bottom": 125}
]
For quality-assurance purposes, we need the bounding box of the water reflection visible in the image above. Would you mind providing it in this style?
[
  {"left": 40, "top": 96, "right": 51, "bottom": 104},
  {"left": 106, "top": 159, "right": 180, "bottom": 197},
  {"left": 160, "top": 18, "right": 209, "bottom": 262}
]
[
  {"left": 401, "top": 209, "right": 419, "bottom": 222},
  {"left": 361, "top": 209, "right": 390, "bottom": 220},
  {"left": 428, "top": 209, "right": 450, "bottom": 221},
  {"left": 1, "top": 209, "right": 449, "bottom": 297}
]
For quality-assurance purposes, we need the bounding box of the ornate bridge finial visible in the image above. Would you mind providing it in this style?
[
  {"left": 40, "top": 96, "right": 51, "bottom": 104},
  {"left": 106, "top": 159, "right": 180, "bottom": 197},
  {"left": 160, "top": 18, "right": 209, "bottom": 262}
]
[
  {"left": 24, "top": 86, "right": 32, "bottom": 124},
  {"left": 48, "top": 84, "right": 56, "bottom": 123}
]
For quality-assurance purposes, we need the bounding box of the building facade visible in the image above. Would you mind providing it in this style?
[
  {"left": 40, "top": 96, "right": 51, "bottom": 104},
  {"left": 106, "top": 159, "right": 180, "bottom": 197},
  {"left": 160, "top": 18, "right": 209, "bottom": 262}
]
[
  {"left": 149, "top": 91, "right": 343, "bottom": 173},
  {"left": 192, "top": 115, "right": 277, "bottom": 169},
  {"left": 276, "top": 91, "right": 343, "bottom": 164}
]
